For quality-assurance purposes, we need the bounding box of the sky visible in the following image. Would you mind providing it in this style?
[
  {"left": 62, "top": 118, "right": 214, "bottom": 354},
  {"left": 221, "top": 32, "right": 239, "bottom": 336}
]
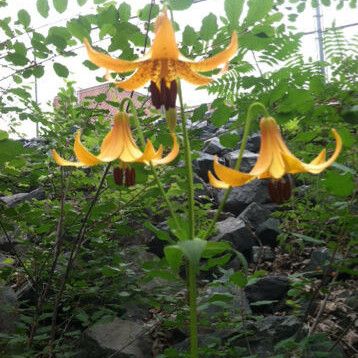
[{"left": 0, "top": 0, "right": 357, "bottom": 138}]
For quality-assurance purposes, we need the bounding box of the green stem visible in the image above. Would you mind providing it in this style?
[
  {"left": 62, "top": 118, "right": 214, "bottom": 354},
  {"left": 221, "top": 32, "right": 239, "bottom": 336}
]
[
  {"left": 177, "top": 79, "right": 195, "bottom": 240},
  {"left": 203, "top": 102, "right": 269, "bottom": 240},
  {"left": 120, "top": 98, "right": 181, "bottom": 232},
  {"left": 188, "top": 262, "right": 198, "bottom": 358}
]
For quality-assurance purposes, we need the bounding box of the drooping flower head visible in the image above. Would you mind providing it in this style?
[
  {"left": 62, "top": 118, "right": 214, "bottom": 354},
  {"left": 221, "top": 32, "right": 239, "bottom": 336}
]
[
  {"left": 52, "top": 112, "right": 179, "bottom": 170},
  {"left": 84, "top": 10, "right": 238, "bottom": 112},
  {"left": 209, "top": 116, "right": 342, "bottom": 189}
]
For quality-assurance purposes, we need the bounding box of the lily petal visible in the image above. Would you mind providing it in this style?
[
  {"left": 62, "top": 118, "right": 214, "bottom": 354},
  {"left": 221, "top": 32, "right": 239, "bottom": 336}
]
[
  {"left": 186, "top": 32, "right": 238, "bottom": 72},
  {"left": 115, "top": 61, "right": 153, "bottom": 91},
  {"left": 74, "top": 132, "right": 103, "bottom": 166},
  {"left": 176, "top": 62, "right": 213, "bottom": 86},
  {"left": 213, "top": 157, "right": 254, "bottom": 186},
  {"left": 302, "top": 129, "right": 342, "bottom": 174},
  {"left": 152, "top": 134, "right": 179, "bottom": 165},
  {"left": 84, "top": 38, "right": 140, "bottom": 73},
  {"left": 309, "top": 149, "right": 326, "bottom": 165},
  {"left": 208, "top": 171, "right": 230, "bottom": 189},
  {"left": 52, "top": 149, "right": 84, "bottom": 167},
  {"left": 97, "top": 114, "right": 124, "bottom": 162},
  {"left": 151, "top": 11, "right": 179, "bottom": 60}
]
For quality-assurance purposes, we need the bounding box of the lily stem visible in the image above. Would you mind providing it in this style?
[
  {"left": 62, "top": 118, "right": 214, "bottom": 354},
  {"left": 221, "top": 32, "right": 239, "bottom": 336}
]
[
  {"left": 120, "top": 97, "right": 181, "bottom": 233},
  {"left": 188, "top": 262, "right": 199, "bottom": 358},
  {"left": 203, "top": 102, "right": 269, "bottom": 240}
]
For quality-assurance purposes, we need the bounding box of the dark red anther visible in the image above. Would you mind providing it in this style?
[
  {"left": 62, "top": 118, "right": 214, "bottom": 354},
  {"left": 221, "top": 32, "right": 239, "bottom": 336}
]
[
  {"left": 268, "top": 175, "right": 294, "bottom": 204},
  {"left": 149, "top": 81, "right": 161, "bottom": 109},
  {"left": 125, "top": 168, "right": 136, "bottom": 187},
  {"left": 113, "top": 167, "right": 124, "bottom": 185}
]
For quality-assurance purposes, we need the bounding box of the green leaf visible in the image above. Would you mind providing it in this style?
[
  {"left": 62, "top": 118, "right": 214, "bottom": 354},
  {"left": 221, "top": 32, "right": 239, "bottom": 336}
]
[
  {"left": 33, "top": 65, "right": 45, "bottom": 78},
  {"left": 202, "top": 241, "right": 231, "bottom": 258},
  {"left": 67, "top": 18, "right": 90, "bottom": 41},
  {"left": 321, "top": 0, "right": 331, "bottom": 5},
  {"left": 77, "top": 0, "right": 88, "bottom": 5},
  {"left": 324, "top": 171, "right": 355, "bottom": 197},
  {"left": 200, "top": 13, "right": 218, "bottom": 41},
  {"left": 178, "top": 239, "right": 207, "bottom": 267},
  {"left": 17, "top": 10, "right": 31, "bottom": 28},
  {"left": 220, "top": 133, "right": 239, "bottom": 149},
  {"left": 164, "top": 245, "right": 183, "bottom": 272},
  {"left": 138, "top": 4, "right": 159, "bottom": 21},
  {"left": 224, "top": 0, "right": 244, "bottom": 29},
  {"left": 168, "top": 0, "right": 193, "bottom": 10},
  {"left": 53, "top": 0, "right": 68, "bottom": 13},
  {"left": 5, "top": 53, "right": 28, "bottom": 66},
  {"left": 211, "top": 103, "right": 233, "bottom": 127},
  {"left": 118, "top": 2, "right": 131, "bottom": 22},
  {"left": 53, "top": 62, "right": 69, "bottom": 77},
  {"left": 37, "top": 0, "right": 50, "bottom": 18},
  {"left": 191, "top": 103, "right": 207, "bottom": 122},
  {"left": 0, "top": 139, "right": 27, "bottom": 165},
  {"left": 338, "top": 127, "right": 354, "bottom": 148},
  {"left": 229, "top": 271, "right": 247, "bottom": 288},
  {"left": 0, "top": 130, "right": 9, "bottom": 142},
  {"left": 245, "top": 0, "right": 273, "bottom": 26},
  {"left": 291, "top": 233, "right": 324, "bottom": 245},
  {"left": 182, "top": 25, "right": 197, "bottom": 47}
]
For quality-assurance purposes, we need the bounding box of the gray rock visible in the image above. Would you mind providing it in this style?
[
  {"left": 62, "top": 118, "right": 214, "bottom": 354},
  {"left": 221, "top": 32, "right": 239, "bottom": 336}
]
[
  {"left": 203, "top": 137, "right": 227, "bottom": 156},
  {"left": 238, "top": 202, "right": 271, "bottom": 229},
  {"left": 211, "top": 217, "right": 255, "bottom": 257},
  {"left": 0, "top": 286, "right": 18, "bottom": 334},
  {"left": 252, "top": 246, "right": 275, "bottom": 263},
  {"left": 0, "top": 188, "right": 45, "bottom": 208},
  {"left": 305, "top": 248, "right": 337, "bottom": 274},
  {"left": 245, "top": 275, "right": 289, "bottom": 303},
  {"left": 224, "top": 150, "right": 258, "bottom": 172},
  {"left": 246, "top": 133, "right": 261, "bottom": 153},
  {"left": 82, "top": 318, "right": 152, "bottom": 358},
  {"left": 199, "top": 285, "right": 251, "bottom": 318},
  {"left": 194, "top": 175, "right": 216, "bottom": 204},
  {"left": 216, "top": 180, "right": 270, "bottom": 215},
  {"left": 192, "top": 151, "right": 217, "bottom": 182},
  {"left": 256, "top": 218, "right": 281, "bottom": 247}
]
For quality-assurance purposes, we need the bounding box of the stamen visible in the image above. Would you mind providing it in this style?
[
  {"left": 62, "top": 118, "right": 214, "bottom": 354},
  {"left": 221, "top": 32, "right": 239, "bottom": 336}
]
[
  {"left": 268, "top": 175, "right": 293, "bottom": 204},
  {"left": 113, "top": 167, "right": 124, "bottom": 186}
]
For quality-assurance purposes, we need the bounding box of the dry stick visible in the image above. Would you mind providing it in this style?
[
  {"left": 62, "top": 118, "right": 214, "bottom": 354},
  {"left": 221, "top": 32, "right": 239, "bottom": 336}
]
[
  {"left": 295, "top": 244, "right": 339, "bottom": 340},
  {"left": 329, "top": 318, "right": 354, "bottom": 352},
  {"left": 28, "top": 168, "right": 68, "bottom": 347},
  {"left": 48, "top": 163, "right": 111, "bottom": 355},
  {"left": 309, "top": 247, "right": 350, "bottom": 337},
  {"left": 0, "top": 219, "right": 38, "bottom": 291}
]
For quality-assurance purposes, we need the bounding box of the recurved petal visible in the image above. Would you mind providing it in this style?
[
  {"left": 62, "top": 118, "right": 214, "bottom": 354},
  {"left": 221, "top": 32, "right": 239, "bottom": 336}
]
[
  {"left": 301, "top": 129, "right": 342, "bottom": 174},
  {"left": 115, "top": 61, "right": 152, "bottom": 91},
  {"left": 176, "top": 62, "right": 213, "bottom": 86},
  {"left": 52, "top": 149, "right": 84, "bottom": 167},
  {"left": 139, "top": 140, "right": 158, "bottom": 163},
  {"left": 208, "top": 171, "right": 230, "bottom": 189},
  {"left": 309, "top": 149, "right": 326, "bottom": 165},
  {"left": 213, "top": 157, "right": 254, "bottom": 186},
  {"left": 84, "top": 38, "right": 140, "bottom": 73},
  {"left": 186, "top": 32, "right": 238, "bottom": 72},
  {"left": 74, "top": 131, "right": 102, "bottom": 166},
  {"left": 152, "top": 134, "right": 179, "bottom": 165}
]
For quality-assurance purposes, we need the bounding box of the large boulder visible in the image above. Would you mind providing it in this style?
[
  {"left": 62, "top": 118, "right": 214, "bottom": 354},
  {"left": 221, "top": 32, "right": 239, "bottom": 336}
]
[
  {"left": 246, "top": 133, "right": 261, "bottom": 153},
  {"left": 216, "top": 180, "right": 270, "bottom": 215},
  {"left": 211, "top": 217, "right": 255, "bottom": 259},
  {"left": 81, "top": 318, "right": 152, "bottom": 358}
]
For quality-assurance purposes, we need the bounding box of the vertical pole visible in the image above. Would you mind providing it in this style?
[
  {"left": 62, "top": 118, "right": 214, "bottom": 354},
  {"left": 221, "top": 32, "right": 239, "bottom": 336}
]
[{"left": 314, "top": 1, "right": 326, "bottom": 77}]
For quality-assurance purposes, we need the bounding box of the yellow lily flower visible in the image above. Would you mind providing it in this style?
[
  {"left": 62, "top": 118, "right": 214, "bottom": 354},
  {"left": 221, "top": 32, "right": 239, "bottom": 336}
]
[
  {"left": 84, "top": 10, "right": 238, "bottom": 110},
  {"left": 52, "top": 112, "right": 179, "bottom": 168},
  {"left": 209, "top": 116, "right": 342, "bottom": 188}
]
